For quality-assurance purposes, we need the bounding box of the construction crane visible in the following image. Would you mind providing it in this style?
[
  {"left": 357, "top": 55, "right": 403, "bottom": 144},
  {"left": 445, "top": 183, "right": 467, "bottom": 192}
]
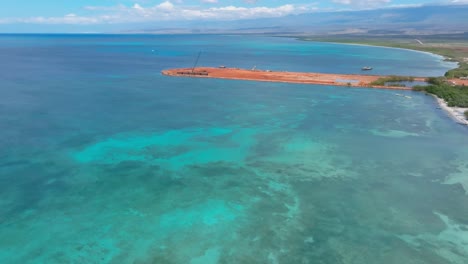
[{"left": 192, "top": 51, "right": 202, "bottom": 73}]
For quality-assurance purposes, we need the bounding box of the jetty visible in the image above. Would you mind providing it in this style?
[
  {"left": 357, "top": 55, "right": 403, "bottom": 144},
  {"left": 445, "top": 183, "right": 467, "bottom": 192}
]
[{"left": 162, "top": 67, "right": 429, "bottom": 90}]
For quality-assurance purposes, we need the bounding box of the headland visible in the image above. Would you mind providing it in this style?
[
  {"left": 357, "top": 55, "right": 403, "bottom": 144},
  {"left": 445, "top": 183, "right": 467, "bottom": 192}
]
[
  {"left": 162, "top": 67, "right": 426, "bottom": 90},
  {"left": 163, "top": 66, "right": 468, "bottom": 125}
]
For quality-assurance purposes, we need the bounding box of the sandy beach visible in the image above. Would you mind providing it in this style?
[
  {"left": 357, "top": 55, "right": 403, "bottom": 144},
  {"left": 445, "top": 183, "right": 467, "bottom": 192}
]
[
  {"left": 435, "top": 96, "right": 468, "bottom": 125},
  {"left": 162, "top": 67, "right": 425, "bottom": 90}
]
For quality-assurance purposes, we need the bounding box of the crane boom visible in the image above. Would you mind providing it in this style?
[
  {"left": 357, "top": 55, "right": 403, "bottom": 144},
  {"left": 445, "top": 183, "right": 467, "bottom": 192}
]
[{"left": 192, "top": 51, "right": 202, "bottom": 73}]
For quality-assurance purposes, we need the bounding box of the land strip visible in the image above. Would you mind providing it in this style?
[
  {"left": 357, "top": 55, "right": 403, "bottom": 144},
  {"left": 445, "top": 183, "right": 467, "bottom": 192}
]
[{"left": 162, "top": 67, "right": 425, "bottom": 90}]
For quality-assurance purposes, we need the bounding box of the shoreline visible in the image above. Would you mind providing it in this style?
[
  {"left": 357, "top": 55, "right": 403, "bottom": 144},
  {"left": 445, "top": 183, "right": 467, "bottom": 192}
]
[
  {"left": 294, "top": 38, "right": 459, "bottom": 73},
  {"left": 298, "top": 39, "right": 446, "bottom": 59},
  {"left": 292, "top": 37, "right": 468, "bottom": 126},
  {"left": 293, "top": 36, "right": 464, "bottom": 72},
  {"left": 434, "top": 95, "right": 468, "bottom": 126},
  {"left": 162, "top": 67, "right": 419, "bottom": 90},
  {"left": 164, "top": 66, "right": 468, "bottom": 126}
]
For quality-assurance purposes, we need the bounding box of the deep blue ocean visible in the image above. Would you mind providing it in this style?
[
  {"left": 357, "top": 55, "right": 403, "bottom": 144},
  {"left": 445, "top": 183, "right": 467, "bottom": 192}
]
[{"left": 0, "top": 34, "right": 467, "bottom": 263}]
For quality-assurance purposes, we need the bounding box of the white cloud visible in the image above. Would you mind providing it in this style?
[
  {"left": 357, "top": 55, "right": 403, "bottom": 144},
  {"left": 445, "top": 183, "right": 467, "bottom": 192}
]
[
  {"left": 157, "top": 1, "right": 175, "bottom": 11},
  {"left": 0, "top": 1, "right": 312, "bottom": 25},
  {"left": 83, "top": 4, "right": 127, "bottom": 12},
  {"left": 132, "top": 4, "right": 144, "bottom": 10},
  {"left": 387, "top": 3, "right": 423, "bottom": 8},
  {"left": 332, "top": 0, "right": 391, "bottom": 7},
  {"left": 14, "top": 15, "right": 102, "bottom": 25},
  {"left": 201, "top": 0, "right": 219, "bottom": 3},
  {"left": 204, "top": 4, "right": 297, "bottom": 19}
]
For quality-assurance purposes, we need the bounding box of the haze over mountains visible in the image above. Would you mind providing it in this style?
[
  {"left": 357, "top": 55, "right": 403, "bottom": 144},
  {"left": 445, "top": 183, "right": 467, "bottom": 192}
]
[
  {"left": 1, "top": 4, "right": 467, "bottom": 35},
  {"left": 133, "top": 4, "right": 468, "bottom": 35}
]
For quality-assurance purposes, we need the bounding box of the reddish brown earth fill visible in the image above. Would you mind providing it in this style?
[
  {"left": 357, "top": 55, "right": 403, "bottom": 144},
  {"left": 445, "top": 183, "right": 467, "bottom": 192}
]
[{"left": 162, "top": 67, "right": 431, "bottom": 90}]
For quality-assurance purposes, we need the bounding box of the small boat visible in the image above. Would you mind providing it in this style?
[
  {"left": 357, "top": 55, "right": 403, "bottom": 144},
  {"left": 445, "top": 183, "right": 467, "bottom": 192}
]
[{"left": 361, "top": 66, "right": 373, "bottom": 71}]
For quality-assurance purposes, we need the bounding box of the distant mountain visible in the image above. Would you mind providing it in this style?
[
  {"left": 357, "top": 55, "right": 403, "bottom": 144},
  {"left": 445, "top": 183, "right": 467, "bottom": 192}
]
[{"left": 134, "top": 5, "right": 468, "bottom": 35}]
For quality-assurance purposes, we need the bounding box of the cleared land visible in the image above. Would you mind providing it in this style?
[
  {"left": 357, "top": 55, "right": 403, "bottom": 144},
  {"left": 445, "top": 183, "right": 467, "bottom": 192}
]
[{"left": 162, "top": 67, "right": 428, "bottom": 90}]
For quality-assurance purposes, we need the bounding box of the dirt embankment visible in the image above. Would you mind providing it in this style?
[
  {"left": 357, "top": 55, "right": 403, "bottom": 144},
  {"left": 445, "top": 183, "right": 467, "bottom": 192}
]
[{"left": 162, "top": 67, "right": 426, "bottom": 90}]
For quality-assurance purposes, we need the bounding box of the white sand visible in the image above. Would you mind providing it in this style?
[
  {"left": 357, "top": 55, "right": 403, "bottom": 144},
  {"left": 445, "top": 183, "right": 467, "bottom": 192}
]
[{"left": 435, "top": 97, "right": 468, "bottom": 126}]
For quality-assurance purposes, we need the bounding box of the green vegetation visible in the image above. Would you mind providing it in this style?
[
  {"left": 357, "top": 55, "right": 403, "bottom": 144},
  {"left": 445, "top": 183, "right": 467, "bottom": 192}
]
[
  {"left": 445, "top": 62, "right": 468, "bottom": 79},
  {"left": 413, "top": 84, "right": 468, "bottom": 107},
  {"left": 465, "top": 110, "right": 468, "bottom": 119},
  {"left": 298, "top": 34, "right": 468, "bottom": 116},
  {"left": 370, "top": 76, "right": 414, "bottom": 86},
  {"left": 426, "top": 77, "right": 447, "bottom": 85}
]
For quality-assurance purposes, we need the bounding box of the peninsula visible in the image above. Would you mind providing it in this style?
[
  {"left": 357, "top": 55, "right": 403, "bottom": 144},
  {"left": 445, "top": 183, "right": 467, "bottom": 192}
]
[
  {"left": 163, "top": 66, "right": 468, "bottom": 125},
  {"left": 162, "top": 67, "right": 427, "bottom": 90}
]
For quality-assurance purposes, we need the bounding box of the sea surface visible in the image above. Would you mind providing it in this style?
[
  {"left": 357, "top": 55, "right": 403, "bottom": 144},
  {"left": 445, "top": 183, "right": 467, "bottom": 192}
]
[{"left": 0, "top": 34, "right": 467, "bottom": 264}]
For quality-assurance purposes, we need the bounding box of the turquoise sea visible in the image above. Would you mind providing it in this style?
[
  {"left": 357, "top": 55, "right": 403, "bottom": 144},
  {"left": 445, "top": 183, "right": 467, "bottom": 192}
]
[{"left": 0, "top": 34, "right": 467, "bottom": 263}]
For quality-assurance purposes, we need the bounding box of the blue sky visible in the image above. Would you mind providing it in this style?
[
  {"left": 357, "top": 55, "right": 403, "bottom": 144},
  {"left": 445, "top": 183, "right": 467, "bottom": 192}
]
[{"left": 0, "top": 0, "right": 466, "bottom": 26}]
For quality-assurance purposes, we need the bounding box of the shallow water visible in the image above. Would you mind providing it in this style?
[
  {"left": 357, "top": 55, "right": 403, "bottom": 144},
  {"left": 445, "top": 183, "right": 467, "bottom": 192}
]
[{"left": 0, "top": 35, "right": 467, "bottom": 263}]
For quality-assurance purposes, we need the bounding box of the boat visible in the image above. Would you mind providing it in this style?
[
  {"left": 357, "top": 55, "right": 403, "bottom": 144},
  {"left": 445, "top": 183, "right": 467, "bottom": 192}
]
[{"left": 361, "top": 66, "right": 373, "bottom": 71}]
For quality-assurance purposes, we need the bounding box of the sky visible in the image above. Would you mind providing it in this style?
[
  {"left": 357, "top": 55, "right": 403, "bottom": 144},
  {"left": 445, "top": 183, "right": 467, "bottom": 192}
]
[{"left": 0, "top": 0, "right": 467, "bottom": 30}]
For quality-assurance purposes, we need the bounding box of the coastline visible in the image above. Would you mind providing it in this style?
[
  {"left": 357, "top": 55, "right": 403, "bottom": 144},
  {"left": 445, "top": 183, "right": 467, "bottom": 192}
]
[
  {"left": 293, "top": 37, "right": 463, "bottom": 74},
  {"left": 434, "top": 96, "right": 468, "bottom": 126},
  {"left": 166, "top": 36, "right": 468, "bottom": 126},
  {"left": 297, "top": 39, "right": 451, "bottom": 61},
  {"left": 162, "top": 67, "right": 417, "bottom": 90},
  {"left": 297, "top": 39, "right": 460, "bottom": 78},
  {"left": 164, "top": 66, "right": 468, "bottom": 126},
  {"left": 294, "top": 37, "right": 468, "bottom": 126}
]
